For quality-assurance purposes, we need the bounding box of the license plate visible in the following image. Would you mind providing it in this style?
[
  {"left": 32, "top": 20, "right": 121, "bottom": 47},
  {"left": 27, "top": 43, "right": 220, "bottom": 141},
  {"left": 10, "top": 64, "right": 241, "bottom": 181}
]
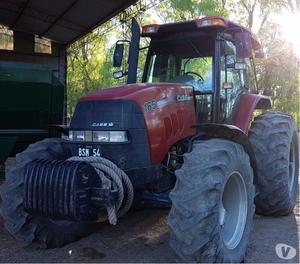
[{"left": 78, "top": 146, "right": 101, "bottom": 157}]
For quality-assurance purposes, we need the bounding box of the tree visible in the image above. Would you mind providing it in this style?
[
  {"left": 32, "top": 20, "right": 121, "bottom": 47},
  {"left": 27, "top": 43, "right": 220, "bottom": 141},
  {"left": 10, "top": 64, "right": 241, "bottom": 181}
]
[
  {"left": 225, "top": 0, "right": 299, "bottom": 125},
  {"left": 156, "top": 0, "right": 228, "bottom": 22},
  {"left": 67, "top": 31, "right": 109, "bottom": 116},
  {"left": 283, "top": 0, "right": 300, "bottom": 13}
]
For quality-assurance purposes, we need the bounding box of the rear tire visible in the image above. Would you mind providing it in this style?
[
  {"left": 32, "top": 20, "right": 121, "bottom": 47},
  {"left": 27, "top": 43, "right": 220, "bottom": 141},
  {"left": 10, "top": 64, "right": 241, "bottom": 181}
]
[
  {"left": 0, "top": 138, "right": 91, "bottom": 248},
  {"left": 249, "top": 112, "right": 299, "bottom": 216},
  {"left": 168, "top": 139, "right": 255, "bottom": 262}
]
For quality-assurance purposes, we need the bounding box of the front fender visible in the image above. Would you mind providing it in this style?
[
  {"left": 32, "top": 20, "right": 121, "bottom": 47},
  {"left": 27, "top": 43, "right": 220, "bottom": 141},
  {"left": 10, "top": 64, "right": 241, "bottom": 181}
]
[
  {"left": 192, "top": 123, "right": 258, "bottom": 185},
  {"left": 233, "top": 94, "right": 271, "bottom": 134}
]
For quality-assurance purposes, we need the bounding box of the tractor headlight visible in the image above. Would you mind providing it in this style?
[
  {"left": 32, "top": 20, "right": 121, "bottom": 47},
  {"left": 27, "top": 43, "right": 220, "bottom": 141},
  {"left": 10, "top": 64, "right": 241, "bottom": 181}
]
[
  {"left": 69, "top": 131, "right": 83, "bottom": 141},
  {"left": 109, "top": 131, "right": 128, "bottom": 142},
  {"left": 93, "top": 131, "right": 128, "bottom": 142},
  {"left": 93, "top": 131, "right": 109, "bottom": 142},
  {"left": 69, "top": 131, "right": 92, "bottom": 142},
  {"left": 68, "top": 130, "right": 128, "bottom": 143}
]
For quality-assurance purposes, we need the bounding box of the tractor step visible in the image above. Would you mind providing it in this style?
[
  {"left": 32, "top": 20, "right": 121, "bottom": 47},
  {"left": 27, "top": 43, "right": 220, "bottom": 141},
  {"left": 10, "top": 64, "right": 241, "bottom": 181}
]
[{"left": 133, "top": 191, "right": 171, "bottom": 209}]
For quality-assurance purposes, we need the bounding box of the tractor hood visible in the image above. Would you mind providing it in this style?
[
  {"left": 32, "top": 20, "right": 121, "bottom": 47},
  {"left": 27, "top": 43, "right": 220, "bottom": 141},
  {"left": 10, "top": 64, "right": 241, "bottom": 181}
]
[
  {"left": 80, "top": 83, "right": 192, "bottom": 103},
  {"left": 74, "top": 83, "right": 196, "bottom": 164}
]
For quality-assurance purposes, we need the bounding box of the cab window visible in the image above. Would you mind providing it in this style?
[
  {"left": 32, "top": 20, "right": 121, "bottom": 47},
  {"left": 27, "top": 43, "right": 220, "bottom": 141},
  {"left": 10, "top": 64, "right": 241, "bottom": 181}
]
[{"left": 144, "top": 36, "right": 214, "bottom": 94}]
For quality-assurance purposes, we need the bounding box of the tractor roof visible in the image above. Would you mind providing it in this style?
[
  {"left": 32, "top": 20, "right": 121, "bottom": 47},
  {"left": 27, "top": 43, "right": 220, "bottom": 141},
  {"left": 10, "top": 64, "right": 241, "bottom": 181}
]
[
  {"left": 142, "top": 16, "right": 261, "bottom": 50},
  {"left": 0, "top": 0, "right": 137, "bottom": 45}
]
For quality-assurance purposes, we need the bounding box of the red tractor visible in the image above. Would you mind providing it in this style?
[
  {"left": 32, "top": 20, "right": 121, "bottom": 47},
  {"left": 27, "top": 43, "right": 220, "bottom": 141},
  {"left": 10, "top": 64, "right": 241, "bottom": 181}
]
[{"left": 0, "top": 17, "right": 298, "bottom": 262}]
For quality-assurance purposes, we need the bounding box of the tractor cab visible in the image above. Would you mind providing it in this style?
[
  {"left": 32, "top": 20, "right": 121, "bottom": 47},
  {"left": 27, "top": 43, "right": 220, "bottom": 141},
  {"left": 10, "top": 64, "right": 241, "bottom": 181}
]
[
  {"left": 115, "top": 17, "right": 262, "bottom": 124},
  {"left": 141, "top": 17, "right": 262, "bottom": 124}
]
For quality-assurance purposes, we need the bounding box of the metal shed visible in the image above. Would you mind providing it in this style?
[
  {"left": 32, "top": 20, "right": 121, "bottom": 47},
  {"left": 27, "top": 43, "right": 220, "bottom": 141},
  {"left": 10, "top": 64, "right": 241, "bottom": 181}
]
[
  {"left": 0, "top": 0, "right": 137, "bottom": 178},
  {"left": 0, "top": 0, "right": 137, "bottom": 44}
]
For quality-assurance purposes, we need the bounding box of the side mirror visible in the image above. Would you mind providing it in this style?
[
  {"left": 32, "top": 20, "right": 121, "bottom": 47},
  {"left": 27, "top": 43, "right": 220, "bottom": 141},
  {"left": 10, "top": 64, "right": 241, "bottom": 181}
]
[
  {"left": 235, "top": 32, "right": 253, "bottom": 59},
  {"left": 113, "top": 42, "right": 125, "bottom": 67},
  {"left": 113, "top": 70, "right": 127, "bottom": 79},
  {"left": 112, "top": 18, "right": 140, "bottom": 83}
]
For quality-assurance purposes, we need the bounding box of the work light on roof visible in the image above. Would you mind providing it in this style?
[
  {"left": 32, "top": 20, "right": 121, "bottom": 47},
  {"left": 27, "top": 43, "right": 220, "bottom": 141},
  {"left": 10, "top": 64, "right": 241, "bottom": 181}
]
[
  {"left": 142, "top": 24, "right": 160, "bottom": 34},
  {"left": 195, "top": 17, "right": 227, "bottom": 28}
]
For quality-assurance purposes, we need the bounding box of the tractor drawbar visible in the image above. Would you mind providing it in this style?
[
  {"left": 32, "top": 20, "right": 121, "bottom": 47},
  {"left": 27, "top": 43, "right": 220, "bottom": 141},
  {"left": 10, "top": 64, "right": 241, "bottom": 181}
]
[{"left": 23, "top": 156, "right": 134, "bottom": 224}]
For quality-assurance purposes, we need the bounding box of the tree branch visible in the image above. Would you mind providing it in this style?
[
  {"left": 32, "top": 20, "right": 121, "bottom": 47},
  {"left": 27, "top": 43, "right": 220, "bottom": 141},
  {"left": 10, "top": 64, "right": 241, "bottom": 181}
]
[
  {"left": 258, "top": 12, "right": 269, "bottom": 33},
  {"left": 240, "top": 0, "right": 250, "bottom": 13},
  {"left": 288, "top": 0, "right": 295, "bottom": 12}
]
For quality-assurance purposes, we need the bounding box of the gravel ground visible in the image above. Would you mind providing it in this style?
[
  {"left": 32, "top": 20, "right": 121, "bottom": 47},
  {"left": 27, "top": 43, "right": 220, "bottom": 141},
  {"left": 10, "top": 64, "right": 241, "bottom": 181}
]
[{"left": 0, "top": 197, "right": 299, "bottom": 263}]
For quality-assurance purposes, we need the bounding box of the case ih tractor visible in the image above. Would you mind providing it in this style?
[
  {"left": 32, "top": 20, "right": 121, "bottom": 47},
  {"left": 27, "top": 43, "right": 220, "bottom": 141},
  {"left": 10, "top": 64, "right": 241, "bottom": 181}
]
[{"left": 0, "top": 17, "right": 298, "bottom": 262}]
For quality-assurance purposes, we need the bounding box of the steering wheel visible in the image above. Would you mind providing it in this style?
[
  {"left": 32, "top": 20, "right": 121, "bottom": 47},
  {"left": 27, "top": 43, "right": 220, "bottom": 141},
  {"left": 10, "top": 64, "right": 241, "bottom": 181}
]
[{"left": 185, "top": 71, "right": 204, "bottom": 81}]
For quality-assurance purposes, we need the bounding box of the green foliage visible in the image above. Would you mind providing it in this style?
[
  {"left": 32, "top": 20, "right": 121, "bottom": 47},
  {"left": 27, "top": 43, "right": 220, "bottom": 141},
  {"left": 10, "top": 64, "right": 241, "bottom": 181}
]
[
  {"left": 183, "top": 57, "right": 212, "bottom": 78},
  {"left": 255, "top": 22, "right": 299, "bottom": 126},
  {"left": 159, "top": 0, "right": 228, "bottom": 21},
  {"left": 67, "top": 31, "right": 123, "bottom": 116}
]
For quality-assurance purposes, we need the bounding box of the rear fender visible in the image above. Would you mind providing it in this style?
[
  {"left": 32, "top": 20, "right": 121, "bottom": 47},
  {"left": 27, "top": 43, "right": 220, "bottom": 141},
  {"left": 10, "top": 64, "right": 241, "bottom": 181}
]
[
  {"left": 233, "top": 94, "right": 271, "bottom": 134},
  {"left": 191, "top": 123, "right": 258, "bottom": 184}
]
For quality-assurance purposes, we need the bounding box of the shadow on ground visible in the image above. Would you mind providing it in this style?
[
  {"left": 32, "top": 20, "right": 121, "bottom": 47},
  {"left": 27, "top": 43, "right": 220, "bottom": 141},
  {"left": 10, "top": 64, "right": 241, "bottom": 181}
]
[{"left": 0, "top": 198, "right": 299, "bottom": 262}]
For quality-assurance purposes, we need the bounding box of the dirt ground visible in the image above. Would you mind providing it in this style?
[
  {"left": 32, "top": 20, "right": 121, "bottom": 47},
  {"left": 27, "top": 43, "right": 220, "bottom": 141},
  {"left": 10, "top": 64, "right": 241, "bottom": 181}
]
[
  {"left": 0, "top": 195, "right": 298, "bottom": 263},
  {"left": 0, "top": 158, "right": 299, "bottom": 263}
]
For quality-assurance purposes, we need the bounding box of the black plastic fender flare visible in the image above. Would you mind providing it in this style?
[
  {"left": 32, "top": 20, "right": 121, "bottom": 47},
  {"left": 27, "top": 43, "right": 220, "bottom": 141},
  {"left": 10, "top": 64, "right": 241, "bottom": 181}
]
[{"left": 190, "top": 123, "right": 258, "bottom": 185}]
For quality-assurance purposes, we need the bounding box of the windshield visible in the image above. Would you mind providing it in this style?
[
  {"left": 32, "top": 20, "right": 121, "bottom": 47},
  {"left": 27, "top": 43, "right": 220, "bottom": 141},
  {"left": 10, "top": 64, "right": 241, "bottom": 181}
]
[{"left": 144, "top": 36, "right": 214, "bottom": 93}]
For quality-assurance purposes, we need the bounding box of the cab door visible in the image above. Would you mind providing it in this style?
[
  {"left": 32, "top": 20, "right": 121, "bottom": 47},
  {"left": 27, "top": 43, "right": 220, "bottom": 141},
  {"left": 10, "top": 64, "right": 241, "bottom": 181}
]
[{"left": 219, "top": 40, "right": 247, "bottom": 123}]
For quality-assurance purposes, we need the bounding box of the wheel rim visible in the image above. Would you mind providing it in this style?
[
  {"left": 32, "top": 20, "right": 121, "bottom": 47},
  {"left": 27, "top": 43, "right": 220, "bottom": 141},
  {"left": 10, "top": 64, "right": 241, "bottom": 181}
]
[
  {"left": 219, "top": 171, "right": 248, "bottom": 250},
  {"left": 289, "top": 140, "right": 296, "bottom": 192}
]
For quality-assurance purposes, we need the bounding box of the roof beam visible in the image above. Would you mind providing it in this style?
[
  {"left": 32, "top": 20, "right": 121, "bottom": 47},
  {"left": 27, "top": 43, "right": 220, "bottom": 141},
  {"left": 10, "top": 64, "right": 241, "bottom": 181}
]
[
  {"left": 67, "top": 0, "right": 137, "bottom": 45},
  {"left": 10, "top": 0, "right": 30, "bottom": 29},
  {"left": 40, "top": 0, "right": 79, "bottom": 37}
]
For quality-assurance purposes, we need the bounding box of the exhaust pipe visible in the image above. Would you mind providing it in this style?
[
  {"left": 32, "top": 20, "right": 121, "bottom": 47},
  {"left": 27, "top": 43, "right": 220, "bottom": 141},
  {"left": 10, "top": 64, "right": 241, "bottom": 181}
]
[{"left": 127, "top": 18, "right": 140, "bottom": 84}]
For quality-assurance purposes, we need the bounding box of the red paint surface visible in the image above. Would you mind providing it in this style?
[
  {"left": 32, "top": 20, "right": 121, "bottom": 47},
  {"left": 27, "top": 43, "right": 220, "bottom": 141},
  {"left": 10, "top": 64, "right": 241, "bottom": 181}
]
[
  {"left": 233, "top": 94, "right": 271, "bottom": 134},
  {"left": 81, "top": 83, "right": 196, "bottom": 164},
  {"left": 142, "top": 16, "right": 261, "bottom": 50}
]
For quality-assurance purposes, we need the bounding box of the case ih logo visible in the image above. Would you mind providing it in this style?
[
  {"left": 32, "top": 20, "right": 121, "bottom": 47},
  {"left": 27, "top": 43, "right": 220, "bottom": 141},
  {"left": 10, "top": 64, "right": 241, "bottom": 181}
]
[
  {"left": 92, "top": 122, "right": 114, "bottom": 127},
  {"left": 176, "top": 95, "right": 193, "bottom": 102}
]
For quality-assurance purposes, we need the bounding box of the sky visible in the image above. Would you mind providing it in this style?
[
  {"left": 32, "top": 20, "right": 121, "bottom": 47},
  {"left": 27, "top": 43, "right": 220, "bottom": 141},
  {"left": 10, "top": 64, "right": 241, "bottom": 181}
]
[{"left": 274, "top": 10, "right": 300, "bottom": 57}]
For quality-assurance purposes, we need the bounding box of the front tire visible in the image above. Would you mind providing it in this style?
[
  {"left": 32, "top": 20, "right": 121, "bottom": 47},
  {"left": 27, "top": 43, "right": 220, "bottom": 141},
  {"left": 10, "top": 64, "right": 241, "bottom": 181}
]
[
  {"left": 249, "top": 112, "right": 299, "bottom": 216},
  {"left": 168, "top": 139, "right": 255, "bottom": 262}
]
